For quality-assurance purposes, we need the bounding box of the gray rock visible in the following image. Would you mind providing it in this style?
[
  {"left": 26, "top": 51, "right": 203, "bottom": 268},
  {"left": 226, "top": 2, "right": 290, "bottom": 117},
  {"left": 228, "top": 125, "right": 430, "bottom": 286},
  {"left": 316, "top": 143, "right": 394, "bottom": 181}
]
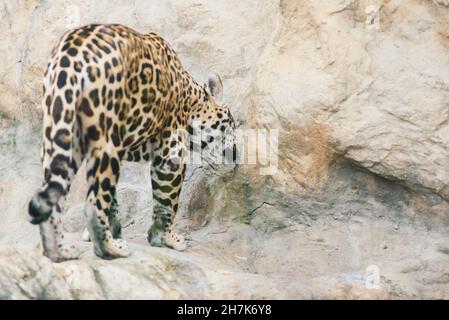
[
  {"left": 0, "top": 244, "right": 281, "bottom": 300},
  {"left": 0, "top": 247, "right": 72, "bottom": 300}
]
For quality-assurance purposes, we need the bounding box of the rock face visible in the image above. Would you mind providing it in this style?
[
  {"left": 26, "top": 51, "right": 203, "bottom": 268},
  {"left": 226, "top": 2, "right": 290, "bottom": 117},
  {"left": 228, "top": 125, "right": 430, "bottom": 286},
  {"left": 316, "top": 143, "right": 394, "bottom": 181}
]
[{"left": 1, "top": 0, "right": 449, "bottom": 299}]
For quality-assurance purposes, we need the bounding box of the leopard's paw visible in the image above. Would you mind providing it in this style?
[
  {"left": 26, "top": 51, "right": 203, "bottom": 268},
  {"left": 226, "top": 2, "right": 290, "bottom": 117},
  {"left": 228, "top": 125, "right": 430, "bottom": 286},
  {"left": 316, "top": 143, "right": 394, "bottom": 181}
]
[
  {"left": 95, "top": 239, "right": 130, "bottom": 259},
  {"left": 147, "top": 227, "right": 186, "bottom": 251},
  {"left": 44, "top": 243, "right": 83, "bottom": 263},
  {"left": 165, "top": 232, "right": 187, "bottom": 251}
]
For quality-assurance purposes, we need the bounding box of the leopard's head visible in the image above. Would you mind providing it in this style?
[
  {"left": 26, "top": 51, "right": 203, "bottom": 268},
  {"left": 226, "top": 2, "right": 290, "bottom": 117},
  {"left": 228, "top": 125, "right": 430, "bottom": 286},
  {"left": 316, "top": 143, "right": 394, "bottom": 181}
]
[{"left": 187, "top": 74, "right": 237, "bottom": 168}]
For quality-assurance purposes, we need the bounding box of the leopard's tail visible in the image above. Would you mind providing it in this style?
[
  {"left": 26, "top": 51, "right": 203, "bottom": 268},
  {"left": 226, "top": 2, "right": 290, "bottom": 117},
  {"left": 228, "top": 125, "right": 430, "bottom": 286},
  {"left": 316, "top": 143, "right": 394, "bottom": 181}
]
[{"left": 28, "top": 44, "right": 81, "bottom": 225}]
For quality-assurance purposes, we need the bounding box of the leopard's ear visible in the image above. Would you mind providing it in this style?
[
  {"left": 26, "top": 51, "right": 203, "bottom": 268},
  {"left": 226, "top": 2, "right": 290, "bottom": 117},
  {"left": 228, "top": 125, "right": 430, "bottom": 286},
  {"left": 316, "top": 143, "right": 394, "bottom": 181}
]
[{"left": 208, "top": 73, "right": 223, "bottom": 102}]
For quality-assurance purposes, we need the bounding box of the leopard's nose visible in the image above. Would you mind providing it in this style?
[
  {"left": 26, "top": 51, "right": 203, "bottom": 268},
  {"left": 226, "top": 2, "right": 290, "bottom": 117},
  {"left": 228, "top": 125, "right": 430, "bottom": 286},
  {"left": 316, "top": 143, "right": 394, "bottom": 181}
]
[{"left": 223, "top": 144, "right": 237, "bottom": 164}]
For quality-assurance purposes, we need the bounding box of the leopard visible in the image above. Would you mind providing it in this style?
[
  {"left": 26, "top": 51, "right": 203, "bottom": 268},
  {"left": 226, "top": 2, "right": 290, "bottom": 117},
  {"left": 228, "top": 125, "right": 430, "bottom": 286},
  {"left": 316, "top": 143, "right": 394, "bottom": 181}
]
[{"left": 27, "top": 24, "right": 236, "bottom": 262}]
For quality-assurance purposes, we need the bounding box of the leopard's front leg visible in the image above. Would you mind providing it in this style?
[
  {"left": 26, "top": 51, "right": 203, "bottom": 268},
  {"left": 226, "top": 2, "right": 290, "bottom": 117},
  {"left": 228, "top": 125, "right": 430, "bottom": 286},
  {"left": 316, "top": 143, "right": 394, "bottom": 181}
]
[{"left": 148, "top": 133, "right": 187, "bottom": 251}]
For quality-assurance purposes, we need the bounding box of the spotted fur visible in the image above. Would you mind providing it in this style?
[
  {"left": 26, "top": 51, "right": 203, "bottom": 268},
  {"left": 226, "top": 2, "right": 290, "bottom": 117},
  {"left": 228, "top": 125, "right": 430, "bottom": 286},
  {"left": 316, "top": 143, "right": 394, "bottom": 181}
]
[{"left": 28, "top": 24, "right": 236, "bottom": 262}]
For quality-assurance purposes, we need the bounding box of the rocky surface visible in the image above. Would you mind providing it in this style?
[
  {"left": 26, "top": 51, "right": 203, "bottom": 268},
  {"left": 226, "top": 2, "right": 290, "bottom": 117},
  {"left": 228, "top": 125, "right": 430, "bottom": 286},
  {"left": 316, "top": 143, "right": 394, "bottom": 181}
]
[{"left": 1, "top": 0, "right": 449, "bottom": 299}]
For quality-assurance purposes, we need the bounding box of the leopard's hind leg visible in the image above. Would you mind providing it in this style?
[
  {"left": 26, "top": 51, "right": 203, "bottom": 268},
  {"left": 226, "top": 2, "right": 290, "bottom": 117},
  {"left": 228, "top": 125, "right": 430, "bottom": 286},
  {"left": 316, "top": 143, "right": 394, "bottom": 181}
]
[
  {"left": 29, "top": 131, "right": 83, "bottom": 262},
  {"left": 82, "top": 191, "right": 121, "bottom": 241},
  {"left": 28, "top": 67, "right": 84, "bottom": 262},
  {"left": 84, "top": 148, "right": 130, "bottom": 259},
  {"left": 36, "top": 125, "right": 84, "bottom": 262}
]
